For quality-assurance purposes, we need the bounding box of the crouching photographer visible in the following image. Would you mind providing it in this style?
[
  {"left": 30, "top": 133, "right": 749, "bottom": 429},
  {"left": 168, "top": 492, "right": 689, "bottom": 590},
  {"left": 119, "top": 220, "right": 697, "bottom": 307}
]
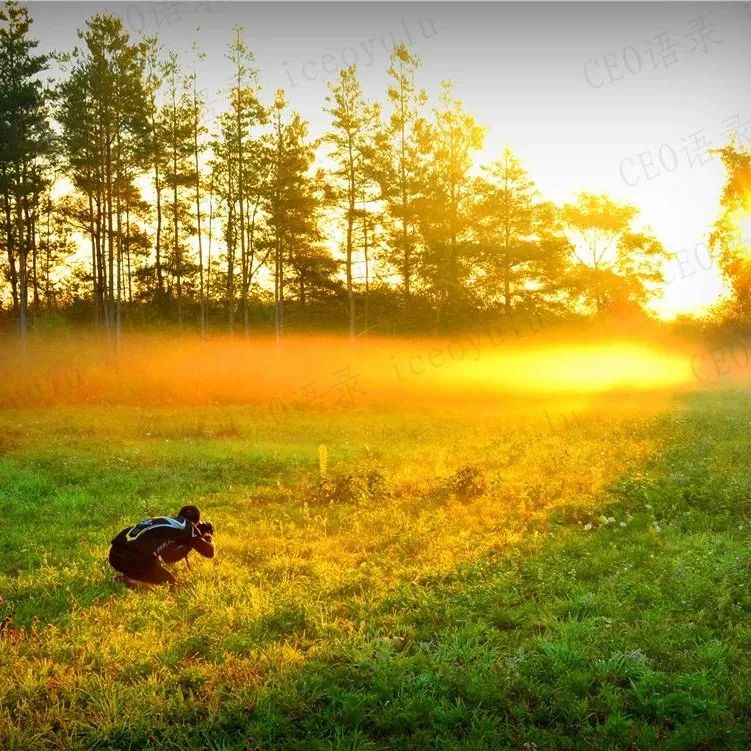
[{"left": 109, "top": 504, "right": 215, "bottom": 587}]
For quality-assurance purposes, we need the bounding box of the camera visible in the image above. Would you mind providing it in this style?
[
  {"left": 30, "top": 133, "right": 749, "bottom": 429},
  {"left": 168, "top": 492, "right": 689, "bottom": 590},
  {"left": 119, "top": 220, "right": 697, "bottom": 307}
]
[{"left": 197, "top": 520, "right": 214, "bottom": 536}]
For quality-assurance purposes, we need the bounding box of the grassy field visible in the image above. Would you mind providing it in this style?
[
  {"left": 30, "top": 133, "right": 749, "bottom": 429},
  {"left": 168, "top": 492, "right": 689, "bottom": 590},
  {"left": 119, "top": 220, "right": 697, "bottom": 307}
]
[{"left": 1, "top": 382, "right": 750, "bottom": 749}]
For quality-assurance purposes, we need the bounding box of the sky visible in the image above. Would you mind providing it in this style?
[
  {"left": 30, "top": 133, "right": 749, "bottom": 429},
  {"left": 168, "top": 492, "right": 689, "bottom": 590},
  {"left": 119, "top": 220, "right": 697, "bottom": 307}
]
[{"left": 28, "top": 2, "right": 751, "bottom": 318}]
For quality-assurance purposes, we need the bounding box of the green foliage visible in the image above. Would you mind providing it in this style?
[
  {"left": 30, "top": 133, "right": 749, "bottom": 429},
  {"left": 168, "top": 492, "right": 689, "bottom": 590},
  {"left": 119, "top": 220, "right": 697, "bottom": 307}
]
[{"left": 562, "top": 193, "right": 669, "bottom": 316}]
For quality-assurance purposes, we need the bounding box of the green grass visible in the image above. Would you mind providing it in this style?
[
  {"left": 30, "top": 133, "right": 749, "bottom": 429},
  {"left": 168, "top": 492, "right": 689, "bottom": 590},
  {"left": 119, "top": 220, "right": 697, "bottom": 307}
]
[{"left": 1, "top": 391, "right": 750, "bottom": 750}]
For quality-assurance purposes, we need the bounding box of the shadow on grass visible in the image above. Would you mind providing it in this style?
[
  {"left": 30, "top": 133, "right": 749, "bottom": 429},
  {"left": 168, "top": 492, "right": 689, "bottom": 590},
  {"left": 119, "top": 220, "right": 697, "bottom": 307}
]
[
  {"left": 199, "top": 535, "right": 749, "bottom": 750},
  {"left": 1, "top": 560, "right": 132, "bottom": 628}
]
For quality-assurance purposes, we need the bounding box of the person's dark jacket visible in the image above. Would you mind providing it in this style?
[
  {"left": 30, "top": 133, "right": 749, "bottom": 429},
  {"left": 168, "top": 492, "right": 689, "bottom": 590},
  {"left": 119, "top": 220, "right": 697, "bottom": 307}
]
[{"left": 110, "top": 516, "right": 214, "bottom": 563}]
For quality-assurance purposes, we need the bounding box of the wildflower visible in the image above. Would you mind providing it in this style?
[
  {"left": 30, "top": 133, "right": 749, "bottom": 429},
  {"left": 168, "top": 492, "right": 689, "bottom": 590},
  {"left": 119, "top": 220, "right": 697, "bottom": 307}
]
[
  {"left": 619, "top": 521, "right": 627, "bottom": 528},
  {"left": 584, "top": 523, "right": 593, "bottom": 531},
  {"left": 653, "top": 522, "right": 662, "bottom": 533}
]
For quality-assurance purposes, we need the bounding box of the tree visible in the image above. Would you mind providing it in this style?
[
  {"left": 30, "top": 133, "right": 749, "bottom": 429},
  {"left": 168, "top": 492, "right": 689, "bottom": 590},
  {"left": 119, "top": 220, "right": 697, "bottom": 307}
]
[
  {"left": 325, "top": 65, "right": 378, "bottom": 338},
  {"left": 710, "top": 143, "right": 751, "bottom": 319},
  {"left": 264, "top": 90, "right": 326, "bottom": 338},
  {"left": 531, "top": 200, "right": 576, "bottom": 315},
  {"left": 162, "top": 52, "right": 195, "bottom": 328},
  {"left": 475, "top": 147, "right": 545, "bottom": 313},
  {"left": 287, "top": 233, "right": 340, "bottom": 309},
  {"left": 562, "top": 193, "right": 666, "bottom": 314},
  {"left": 58, "top": 13, "right": 149, "bottom": 340},
  {"left": 378, "top": 43, "right": 427, "bottom": 303},
  {"left": 212, "top": 26, "right": 266, "bottom": 334},
  {"left": 189, "top": 44, "right": 207, "bottom": 336},
  {"left": 0, "top": 0, "right": 52, "bottom": 339},
  {"left": 417, "top": 81, "right": 485, "bottom": 327},
  {"left": 143, "top": 36, "right": 167, "bottom": 302},
  {"left": 354, "top": 179, "right": 383, "bottom": 333},
  {"left": 36, "top": 185, "right": 77, "bottom": 311}
]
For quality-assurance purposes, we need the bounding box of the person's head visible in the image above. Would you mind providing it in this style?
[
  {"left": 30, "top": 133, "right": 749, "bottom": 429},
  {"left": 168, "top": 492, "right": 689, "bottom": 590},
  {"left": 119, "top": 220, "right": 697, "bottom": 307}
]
[{"left": 177, "top": 504, "right": 201, "bottom": 523}]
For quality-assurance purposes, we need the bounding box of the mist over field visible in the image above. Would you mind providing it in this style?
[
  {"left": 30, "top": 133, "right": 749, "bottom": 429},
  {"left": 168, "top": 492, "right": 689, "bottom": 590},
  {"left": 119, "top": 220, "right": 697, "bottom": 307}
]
[{"left": 0, "top": 330, "right": 723, "bottom": 411}]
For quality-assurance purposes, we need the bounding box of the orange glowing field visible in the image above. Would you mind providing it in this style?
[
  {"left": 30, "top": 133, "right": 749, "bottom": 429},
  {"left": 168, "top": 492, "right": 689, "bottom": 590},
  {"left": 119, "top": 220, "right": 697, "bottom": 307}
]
[{"left": 0, "top": 332, "right": 733, "bottom": 411}]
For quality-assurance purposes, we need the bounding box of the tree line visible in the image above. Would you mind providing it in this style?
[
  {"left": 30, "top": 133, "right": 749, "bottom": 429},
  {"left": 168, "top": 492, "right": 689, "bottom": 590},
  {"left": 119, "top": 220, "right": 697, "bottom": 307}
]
[{"left": 1, "top": 1, "right": 749, "bottom": 340}]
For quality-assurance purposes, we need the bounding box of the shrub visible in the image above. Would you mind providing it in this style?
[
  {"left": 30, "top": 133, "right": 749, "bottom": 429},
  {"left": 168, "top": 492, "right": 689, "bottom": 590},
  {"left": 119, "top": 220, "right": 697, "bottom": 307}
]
[
  {"left": 306, "top": 466, "right": 390, "bottom": 506},
  {"left": 446, "top": 464, "right": 486, "bottom": 500}
]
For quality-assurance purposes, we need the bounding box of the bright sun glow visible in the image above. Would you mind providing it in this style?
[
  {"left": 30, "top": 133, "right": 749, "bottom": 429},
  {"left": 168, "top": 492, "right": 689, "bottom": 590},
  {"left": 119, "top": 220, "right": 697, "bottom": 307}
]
[
  {"left": 650, "top": 258, "right": 730, "bottom": 321},
  {"left": 456, "top": 343, "right": 692, "bottom": 394}
]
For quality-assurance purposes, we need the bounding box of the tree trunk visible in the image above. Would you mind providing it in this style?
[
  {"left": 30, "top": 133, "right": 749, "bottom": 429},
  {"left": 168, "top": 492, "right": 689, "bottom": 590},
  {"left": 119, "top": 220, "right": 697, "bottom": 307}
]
[
  {"left": 399, "top": 80, "right": 411, "bottom": 302},
  {"left": 44, "top": 192, "right": 52, "bottom": 309},
  {"left": 236, "top": 119, "right": 247, "bottom": 337},
  {"left": 154, "top": 161, "right": 164, "bottom": 298},
  {"left": 347, "top": 143, "right": 356, "bottom": 340},
  {"left": 363, "top": 213, "right": 370, "bottom": 335},
  {"left": 115, "top": 173, "right": 123, "bottom": 349},
  {"left": 206, "top": 169, "right": 215, "bottom": 332},
  {"left": 193, "top": 86, "right": 205, "bottom": 338},
  {"left": 15, "top": 197, "right": 28, "bottom": 342},
  {"left": 126, "top": 203, "right": 132, "bottom": 304},
  {"left": 18, "top": 250, "right": 28, "bottom": 341},
  {"left": 106, "top": 127, "right": 115, "bottom": 334},
  {"left": 274, "top": 235, "right": 284, "bottom": 340},
  {"left": 173, "top": 162, "right": 182, "bottom": 330},
  {"left": 4, "top": 197, "right": 19, "bottom": 316},
  {"left": 86, "top": 189, "right": 99, "bottom": 324},
  {"left": 503, "top": 186, "right": 511, "bottom": 314},
  {"left": 30, "top": 202, "right": 40, "bottom": 315},
  {"left": 226, "top": 165, "right": 235, "bottom": 333}
]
